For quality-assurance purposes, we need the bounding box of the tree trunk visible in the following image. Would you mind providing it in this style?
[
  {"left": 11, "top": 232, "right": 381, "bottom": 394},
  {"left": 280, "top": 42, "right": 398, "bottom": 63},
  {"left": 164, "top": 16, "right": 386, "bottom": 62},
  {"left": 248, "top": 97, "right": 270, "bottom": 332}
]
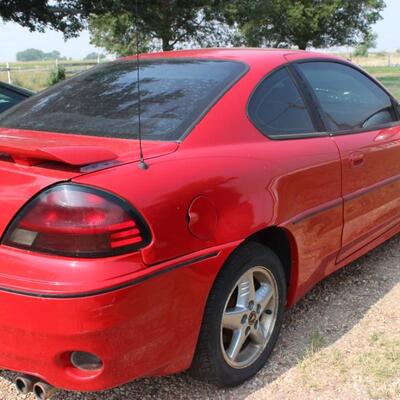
[{"left": 162, "top": 38, "right": 174, "bottom": 51}]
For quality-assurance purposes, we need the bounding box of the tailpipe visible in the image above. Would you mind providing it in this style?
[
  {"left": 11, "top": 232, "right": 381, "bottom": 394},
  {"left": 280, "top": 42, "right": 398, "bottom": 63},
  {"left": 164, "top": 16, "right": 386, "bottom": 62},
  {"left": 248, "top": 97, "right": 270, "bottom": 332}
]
[
  {"left": 32, "top": 381, "right": 57, "bottom": 400},
  {"left": 14, "top": 375, "right": 39, "bottom": 394}
]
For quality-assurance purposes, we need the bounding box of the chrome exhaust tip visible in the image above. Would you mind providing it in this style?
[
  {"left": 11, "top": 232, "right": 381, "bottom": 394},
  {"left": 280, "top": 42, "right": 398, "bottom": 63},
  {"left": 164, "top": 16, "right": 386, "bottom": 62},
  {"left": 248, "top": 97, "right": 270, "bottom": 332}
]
[
  {"left": 14, "top": 375, "right": 39, "bottom": 394},
  {"left": 33, "top": 381, "right": 56, "bottom": 400}
]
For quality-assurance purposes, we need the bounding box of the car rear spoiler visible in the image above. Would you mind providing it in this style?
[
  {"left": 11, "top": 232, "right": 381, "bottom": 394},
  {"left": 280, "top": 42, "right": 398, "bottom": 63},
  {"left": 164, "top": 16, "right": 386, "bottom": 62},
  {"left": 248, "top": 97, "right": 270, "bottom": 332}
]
[{"left": 0, "top": 143, "right": 118, "bottom": 166}]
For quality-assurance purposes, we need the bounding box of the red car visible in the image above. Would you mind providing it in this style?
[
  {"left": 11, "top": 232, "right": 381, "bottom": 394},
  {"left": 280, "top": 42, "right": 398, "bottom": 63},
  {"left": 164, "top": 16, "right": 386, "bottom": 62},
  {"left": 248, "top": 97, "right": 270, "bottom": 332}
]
[{"left": 0, "top": 48, "right": 399, "bottom": 398}]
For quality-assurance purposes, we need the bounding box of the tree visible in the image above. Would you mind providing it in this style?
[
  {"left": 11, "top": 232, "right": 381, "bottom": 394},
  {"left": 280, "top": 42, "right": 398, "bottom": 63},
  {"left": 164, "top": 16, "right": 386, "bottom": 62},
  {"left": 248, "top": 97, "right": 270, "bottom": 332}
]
[
  {"left": 43, "top": 50, "right": 64, "bottom": 60},
  {"left": 0, "top": 0, "right": 92, "bottom": 38},
  {"left": 16, "top": 48, "right": 65, "bottom": 61},
  {"left": 16, "top": 48, "right": 46, "bottom": 62},
  {"left": 88, "top": 13, "right": 152, "bottom": 56},
  {"left": 88, "top": 1, "right": 223, "bottom": 54},
  {"left": 224, "top": 0, "right": 385, "bottom": 50},
  {"left": 84, "top": 52, "right": 106, "bottom": 60},
  {"left": 353, "top": 32, "right": 377, "bottom": 57}
]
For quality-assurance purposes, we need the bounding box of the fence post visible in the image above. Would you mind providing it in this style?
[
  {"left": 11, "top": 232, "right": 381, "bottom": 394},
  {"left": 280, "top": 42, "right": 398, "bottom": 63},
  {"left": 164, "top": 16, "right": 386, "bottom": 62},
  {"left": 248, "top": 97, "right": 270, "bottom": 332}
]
[
  {"left": 388, "top": 54, "right": 391, "bottom": 67},
  {"left": 6, "top": 62, "right": 11, "bottom": 84}
]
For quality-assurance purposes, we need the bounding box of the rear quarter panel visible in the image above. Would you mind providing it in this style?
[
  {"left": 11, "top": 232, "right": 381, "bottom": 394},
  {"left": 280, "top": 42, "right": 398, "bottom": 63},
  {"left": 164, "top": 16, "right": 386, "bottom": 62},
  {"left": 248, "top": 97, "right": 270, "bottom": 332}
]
[{"left": 75, "top": 54, "right": 343, "bottom": 306}]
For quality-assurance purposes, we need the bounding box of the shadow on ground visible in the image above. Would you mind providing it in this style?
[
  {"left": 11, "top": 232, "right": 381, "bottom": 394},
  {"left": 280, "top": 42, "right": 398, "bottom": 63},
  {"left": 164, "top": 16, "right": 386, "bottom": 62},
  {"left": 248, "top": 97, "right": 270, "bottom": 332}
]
[{"left": 2, "top": 234, "right": 400, "bottom": 400}]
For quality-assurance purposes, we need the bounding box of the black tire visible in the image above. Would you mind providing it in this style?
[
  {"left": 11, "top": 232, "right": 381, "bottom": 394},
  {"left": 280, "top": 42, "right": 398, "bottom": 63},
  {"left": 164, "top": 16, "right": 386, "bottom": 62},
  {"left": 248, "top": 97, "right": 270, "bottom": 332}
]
[{"left": 190, "top": 241, "right": 287, "bottom": 387}]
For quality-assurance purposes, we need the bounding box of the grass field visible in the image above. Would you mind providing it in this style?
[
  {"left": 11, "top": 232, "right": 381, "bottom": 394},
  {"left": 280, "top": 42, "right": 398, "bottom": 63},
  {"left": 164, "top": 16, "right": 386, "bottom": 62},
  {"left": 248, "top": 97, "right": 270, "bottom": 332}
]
[
  {"left": 365, "top": 66, "right": 400, "bottom": 99},
  {"left": 0, "top": 60, "right": 97, "bottom": 91}
]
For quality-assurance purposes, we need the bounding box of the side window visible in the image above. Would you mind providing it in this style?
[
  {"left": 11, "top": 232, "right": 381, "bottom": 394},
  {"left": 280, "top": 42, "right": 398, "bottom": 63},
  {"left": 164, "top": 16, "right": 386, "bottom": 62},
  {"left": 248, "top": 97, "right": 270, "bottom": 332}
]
[
  {"left": 0, "top": 88, "right": 23, "bottom": 113},
  {"left": 297, "top": 62, "right": 397, "bottom": 132},
  {"left": 248, "top": 68, "right": 316, "bottom": 137}
]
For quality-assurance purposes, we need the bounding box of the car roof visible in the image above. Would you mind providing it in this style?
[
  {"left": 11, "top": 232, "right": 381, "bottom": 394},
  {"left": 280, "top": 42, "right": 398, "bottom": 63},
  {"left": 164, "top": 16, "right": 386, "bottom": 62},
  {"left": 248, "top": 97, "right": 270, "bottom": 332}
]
[{"left": 121, "top": 48, "right": 340, "bottom": 66}]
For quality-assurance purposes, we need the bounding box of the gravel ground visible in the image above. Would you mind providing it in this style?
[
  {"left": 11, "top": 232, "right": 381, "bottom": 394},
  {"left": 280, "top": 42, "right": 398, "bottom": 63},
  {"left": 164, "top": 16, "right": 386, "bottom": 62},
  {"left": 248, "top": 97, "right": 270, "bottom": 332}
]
[{"left": 0, "top": 235, "right": 399, "bottom": 400}]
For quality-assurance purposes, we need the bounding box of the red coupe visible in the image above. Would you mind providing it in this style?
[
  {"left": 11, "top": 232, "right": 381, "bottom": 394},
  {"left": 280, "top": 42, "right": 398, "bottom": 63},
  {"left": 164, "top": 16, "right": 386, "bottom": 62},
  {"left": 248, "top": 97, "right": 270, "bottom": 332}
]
[{"left": 0, "top": 49, "right": 399, "bottom": 398}]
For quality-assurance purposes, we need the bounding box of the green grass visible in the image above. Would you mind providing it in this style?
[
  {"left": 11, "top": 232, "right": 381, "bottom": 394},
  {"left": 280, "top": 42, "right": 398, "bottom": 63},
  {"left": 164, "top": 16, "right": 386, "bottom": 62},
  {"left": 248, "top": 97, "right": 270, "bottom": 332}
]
[
  {"left": 0, "top": 60, "right": 97, "bottom": 91},
  {"left": 365, "top": 66, "right": 400, "bottom": 74},
  {"left": 0, "top": 70, "right": 49, "bottom": 91},
  {"left": 376, "top": 75, "right": 400, "bottom": 100},
  {"left": 298, "top": 334, "right": 400, "bottom": 398},
  {"left": 360, "top": 66, "right": 400, "bottom": 99},
  {"left": 301, "top": 330, "right": 326, "bottom": 360}
]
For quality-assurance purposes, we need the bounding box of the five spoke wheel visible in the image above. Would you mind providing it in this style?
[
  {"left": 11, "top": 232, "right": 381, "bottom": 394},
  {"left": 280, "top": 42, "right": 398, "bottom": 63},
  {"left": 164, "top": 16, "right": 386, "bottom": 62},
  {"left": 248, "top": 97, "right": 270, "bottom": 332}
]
[{"left": 220, "top": 266, "right": 278, "bottom": 369}]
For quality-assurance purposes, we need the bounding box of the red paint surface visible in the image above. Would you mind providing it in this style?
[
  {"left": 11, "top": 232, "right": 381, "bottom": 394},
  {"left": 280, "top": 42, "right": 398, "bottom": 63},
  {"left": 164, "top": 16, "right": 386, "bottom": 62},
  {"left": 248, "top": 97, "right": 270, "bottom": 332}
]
[{"left": 0, "top": 48, "right": 398, "bottom": 391}]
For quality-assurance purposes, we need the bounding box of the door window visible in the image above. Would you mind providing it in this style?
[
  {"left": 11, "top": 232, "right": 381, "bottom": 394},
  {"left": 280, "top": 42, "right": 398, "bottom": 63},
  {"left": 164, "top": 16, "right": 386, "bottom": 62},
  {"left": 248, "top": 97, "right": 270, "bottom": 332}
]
[{"left": 297, "top": 62, "right": 397, "bottom": 132}]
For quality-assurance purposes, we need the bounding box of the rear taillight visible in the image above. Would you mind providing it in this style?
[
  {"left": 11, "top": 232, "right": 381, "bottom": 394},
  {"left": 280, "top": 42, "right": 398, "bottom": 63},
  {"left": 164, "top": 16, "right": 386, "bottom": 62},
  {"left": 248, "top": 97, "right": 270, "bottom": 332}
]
[{"left": 2, "top": 183, "right": 151, "bottom": 257}]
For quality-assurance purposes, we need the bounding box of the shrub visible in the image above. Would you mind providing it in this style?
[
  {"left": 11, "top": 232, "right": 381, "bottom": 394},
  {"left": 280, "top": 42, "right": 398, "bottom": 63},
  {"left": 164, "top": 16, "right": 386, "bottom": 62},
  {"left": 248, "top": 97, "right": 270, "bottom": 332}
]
[{"left": 47, "top": 66, "right": 66, "bottom": 86}]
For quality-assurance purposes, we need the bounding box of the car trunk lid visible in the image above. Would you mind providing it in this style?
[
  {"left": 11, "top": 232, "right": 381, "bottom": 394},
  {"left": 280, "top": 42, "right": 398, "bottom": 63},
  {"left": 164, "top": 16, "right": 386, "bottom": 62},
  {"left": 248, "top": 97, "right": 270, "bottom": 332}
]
[{"left": 0, "top": 128, "right": 178, "bottom": 236}]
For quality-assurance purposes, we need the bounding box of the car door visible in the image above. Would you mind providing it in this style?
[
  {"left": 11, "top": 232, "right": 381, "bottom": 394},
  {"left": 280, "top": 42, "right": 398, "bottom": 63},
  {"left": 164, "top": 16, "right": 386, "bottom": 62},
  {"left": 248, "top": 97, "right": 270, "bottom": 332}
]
[
  {"left": 296, "top": 60, "right": 400, "bottom": 261},
  {"left": 246, "top": 65, "right": 343, "bottom": 302}
]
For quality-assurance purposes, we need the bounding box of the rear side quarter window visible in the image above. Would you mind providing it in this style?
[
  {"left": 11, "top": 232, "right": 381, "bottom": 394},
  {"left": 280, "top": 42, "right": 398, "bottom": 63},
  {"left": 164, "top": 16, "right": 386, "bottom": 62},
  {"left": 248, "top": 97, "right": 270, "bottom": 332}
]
[{"left": 248, "top": 67, "right": 316, "bottom": 138}]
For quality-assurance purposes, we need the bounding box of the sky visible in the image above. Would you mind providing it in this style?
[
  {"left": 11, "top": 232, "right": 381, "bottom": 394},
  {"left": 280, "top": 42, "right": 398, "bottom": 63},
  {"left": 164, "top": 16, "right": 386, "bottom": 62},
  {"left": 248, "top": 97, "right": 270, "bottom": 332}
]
[{"left": 0, "top": 0, "right": 399, "bottom": 61}]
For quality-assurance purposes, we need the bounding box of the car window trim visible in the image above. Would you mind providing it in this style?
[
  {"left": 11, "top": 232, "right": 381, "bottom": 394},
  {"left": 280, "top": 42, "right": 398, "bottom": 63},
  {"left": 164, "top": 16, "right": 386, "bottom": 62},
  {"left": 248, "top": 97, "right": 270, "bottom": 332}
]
[
  {"left": 178, "top": 58, "right": 249, "bottom": 141},
  {"left": 0, "top": 85, "right": 27, "bottom": 102},
  {"left": 292, "top": 58, "right": 400, "bottom": 136},
  {"left": 246, "top": 64, "right": 327, "bottom": 140},
  {"left": 0, "top": 82, "right": 33, "bottom": 98}
]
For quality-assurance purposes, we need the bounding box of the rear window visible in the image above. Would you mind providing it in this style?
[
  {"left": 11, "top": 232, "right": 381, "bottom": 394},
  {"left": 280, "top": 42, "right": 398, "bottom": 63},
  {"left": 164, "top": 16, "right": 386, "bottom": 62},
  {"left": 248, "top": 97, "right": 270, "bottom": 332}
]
[{"left": 0, "top": 59, "right": 246, "bottom": 141}]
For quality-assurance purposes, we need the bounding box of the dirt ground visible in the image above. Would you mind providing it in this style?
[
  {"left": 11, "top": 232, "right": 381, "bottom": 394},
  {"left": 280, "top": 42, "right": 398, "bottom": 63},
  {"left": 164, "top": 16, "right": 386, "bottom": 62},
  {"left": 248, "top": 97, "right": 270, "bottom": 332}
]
[{"left": 0, "top": 235, "right": 399, "bottom": 400}]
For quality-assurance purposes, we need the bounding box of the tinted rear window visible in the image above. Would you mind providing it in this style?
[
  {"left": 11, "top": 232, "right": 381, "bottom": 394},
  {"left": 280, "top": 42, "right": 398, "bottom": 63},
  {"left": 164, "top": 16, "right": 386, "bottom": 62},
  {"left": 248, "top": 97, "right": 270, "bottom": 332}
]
[{"left": 0, "top": 59, "right": 246, "bottom": 141}]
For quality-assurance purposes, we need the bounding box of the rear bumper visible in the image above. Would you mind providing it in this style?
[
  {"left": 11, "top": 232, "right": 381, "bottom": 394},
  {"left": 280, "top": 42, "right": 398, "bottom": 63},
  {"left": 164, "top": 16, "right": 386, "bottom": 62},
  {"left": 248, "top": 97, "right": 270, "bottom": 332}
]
[{"left": 0, "top": 243, "right": 239, "bottom": 391}]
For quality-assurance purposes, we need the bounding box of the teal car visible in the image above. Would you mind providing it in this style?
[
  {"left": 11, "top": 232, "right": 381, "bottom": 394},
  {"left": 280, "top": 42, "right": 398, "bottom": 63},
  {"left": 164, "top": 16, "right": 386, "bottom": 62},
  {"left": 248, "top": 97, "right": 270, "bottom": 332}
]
[{"left": 0, "top": 81, "right": 33, "bottom": 114}]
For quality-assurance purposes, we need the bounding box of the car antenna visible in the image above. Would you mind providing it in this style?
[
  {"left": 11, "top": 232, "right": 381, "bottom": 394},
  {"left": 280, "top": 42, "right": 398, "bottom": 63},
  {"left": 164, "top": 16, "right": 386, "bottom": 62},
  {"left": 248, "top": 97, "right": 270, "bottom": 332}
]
[{"left": 135, "top": 0, "right": 148, "bottom": 170}]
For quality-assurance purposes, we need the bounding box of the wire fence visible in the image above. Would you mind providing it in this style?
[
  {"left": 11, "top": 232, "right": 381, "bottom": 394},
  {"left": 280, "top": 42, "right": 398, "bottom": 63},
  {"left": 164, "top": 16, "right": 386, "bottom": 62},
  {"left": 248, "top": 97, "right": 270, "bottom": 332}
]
[
  {"left": 349, "top": 53, "right": 400, "bottom": 68},
  {"left": 0, "top": 60, "right": 99, "bottom": 90}
]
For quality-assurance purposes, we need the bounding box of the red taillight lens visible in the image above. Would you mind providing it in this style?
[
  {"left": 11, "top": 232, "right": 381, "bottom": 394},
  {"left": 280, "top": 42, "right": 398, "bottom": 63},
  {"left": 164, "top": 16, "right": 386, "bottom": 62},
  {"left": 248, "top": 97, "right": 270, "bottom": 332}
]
[{"left": 2, "top": 184, "right": 150, "bottom": 257}]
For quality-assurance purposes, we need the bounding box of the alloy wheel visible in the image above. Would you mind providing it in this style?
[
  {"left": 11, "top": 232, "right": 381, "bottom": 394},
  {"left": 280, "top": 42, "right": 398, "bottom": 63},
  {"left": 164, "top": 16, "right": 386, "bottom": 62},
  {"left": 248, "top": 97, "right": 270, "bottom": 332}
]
[{"left": 220, "top": 266, "right": 279, "bottom": 369}]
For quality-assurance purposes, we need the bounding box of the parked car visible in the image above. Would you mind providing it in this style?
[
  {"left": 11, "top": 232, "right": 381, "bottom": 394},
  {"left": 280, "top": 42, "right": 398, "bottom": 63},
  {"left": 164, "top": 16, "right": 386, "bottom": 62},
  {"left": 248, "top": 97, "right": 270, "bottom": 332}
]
[
  {"left": 0, "top": 49, "right": 399, "bottom": 398},
  {"left": 0, "top": 81, "right": 33, "bottom": 113}
]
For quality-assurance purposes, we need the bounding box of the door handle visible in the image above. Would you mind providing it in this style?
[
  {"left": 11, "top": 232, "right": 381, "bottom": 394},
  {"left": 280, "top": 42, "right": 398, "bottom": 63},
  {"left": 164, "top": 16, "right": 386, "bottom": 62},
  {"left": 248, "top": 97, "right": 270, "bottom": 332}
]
[{"left": 349, "top": 152, "right": 365, "bottom": 167}]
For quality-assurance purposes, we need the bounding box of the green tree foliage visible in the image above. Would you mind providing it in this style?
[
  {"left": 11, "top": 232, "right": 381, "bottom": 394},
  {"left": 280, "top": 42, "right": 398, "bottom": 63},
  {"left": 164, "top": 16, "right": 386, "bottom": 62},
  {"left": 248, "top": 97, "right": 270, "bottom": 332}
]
[
  {"left": 3, "top": 0, "right": 386, "bottom": 55},
  {"left": 88, "top": 0, "right": 223, "bottom": 54},
  {"left": 16, "top": 48, "right": 44, "bottom": 62},
  {"left": 0, "top": 0, "right": 92, "bottom": 38},
  {"left": 44, "top": 50, "right": 64, "bottom": 60},
  {"left": 84, "top": 52, "right": 106, "bottom": 60},
  {"left": 16, "top": 48, "right": 65, "bottom": 61},
  {"left": 224, "top": 0, "right": 385, "bottom": 50},
  {"left": 89, "top": 13, "right": 152, "bottom": 56},
  {"left": 353, "top": 32, "right": 378, "bottom": 56},
  {"left": 48, "top": 65, "right": 66, "bottom": 86}
]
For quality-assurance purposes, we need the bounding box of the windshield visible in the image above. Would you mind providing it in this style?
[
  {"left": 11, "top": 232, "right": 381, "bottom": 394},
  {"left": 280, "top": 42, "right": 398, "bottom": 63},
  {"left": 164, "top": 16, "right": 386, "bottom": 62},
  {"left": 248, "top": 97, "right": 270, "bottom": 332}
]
[{"left": 0, "top": 58, "right": 246, "bottom": 141}]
